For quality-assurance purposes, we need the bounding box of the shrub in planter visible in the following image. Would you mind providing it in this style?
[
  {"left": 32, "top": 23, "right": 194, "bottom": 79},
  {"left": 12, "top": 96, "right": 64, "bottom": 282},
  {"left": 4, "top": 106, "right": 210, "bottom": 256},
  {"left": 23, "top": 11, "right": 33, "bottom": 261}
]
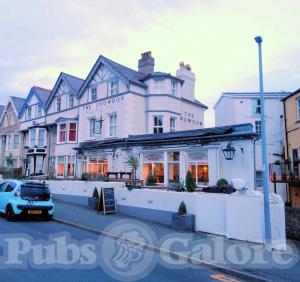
[
  {"left": 172, "top": 201, "right": 195, "bottom": 231},
  {"left": 185, "top": 170, "right": 196, "bottom": 192},
  {"left": 81, "top": 173, "right": 89, "bottom": 181},
  {"left": 146, "top": 173, "right": 157, "bottom": 186},
  {"left": 88, "top": 187, "right": 99, "bottom": 210},
  {"left": 216, "top": 178, "right": 229, "bottom": 188}
]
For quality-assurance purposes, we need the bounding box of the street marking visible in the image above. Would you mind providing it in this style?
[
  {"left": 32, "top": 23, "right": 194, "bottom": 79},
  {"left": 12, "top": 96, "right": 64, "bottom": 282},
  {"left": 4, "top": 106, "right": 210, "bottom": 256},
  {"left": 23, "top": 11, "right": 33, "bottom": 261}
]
[{"left": 211, "top": 274, "right": 240, "bottom": 282}]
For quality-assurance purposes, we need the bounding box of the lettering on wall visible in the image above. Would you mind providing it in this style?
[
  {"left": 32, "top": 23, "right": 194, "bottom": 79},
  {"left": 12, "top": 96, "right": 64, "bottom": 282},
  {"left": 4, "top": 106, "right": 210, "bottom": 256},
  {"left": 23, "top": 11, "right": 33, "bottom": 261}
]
[
  {"left": 180, "top": 112, "right": 203, "bottom": 126},
  {"left": 83, "top": 95, "right": 125, "bottom": 111}
]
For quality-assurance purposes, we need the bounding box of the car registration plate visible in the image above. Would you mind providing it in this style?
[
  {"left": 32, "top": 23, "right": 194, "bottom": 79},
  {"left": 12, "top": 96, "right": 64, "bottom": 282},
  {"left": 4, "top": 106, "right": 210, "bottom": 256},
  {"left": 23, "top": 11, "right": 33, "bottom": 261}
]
[{"left": 27, "top": 210, "right": 42, "bottom": 215}]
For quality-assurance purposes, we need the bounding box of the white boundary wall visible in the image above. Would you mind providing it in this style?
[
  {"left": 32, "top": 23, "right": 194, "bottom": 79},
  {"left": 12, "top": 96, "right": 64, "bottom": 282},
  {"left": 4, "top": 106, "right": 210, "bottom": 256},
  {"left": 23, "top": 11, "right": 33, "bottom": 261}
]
[{"left": 48, "top": 180, "right": 286, "bottom": 250}]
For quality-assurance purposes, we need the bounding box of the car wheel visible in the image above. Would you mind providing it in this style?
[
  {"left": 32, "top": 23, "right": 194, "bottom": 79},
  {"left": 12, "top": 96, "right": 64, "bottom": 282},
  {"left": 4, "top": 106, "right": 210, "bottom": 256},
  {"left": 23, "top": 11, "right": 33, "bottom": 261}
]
[
  {"left": 5, "top": 205, "right": 16, "bottom": 221},
  {"left": 43, "top": 215, "right": 53, "bottom": 221}
]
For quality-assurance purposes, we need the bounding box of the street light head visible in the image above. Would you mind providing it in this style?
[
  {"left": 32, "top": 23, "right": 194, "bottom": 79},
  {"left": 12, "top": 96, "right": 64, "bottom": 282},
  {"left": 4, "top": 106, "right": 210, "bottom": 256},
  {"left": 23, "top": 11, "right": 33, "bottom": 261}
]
[{"left": 255, "top": 36, "right": 263, "bottom": 44}]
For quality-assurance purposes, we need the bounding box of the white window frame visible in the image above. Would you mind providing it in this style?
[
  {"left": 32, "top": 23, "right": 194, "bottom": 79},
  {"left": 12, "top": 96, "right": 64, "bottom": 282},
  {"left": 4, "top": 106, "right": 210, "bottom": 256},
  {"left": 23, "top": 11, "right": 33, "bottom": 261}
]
[
  {"left": 255, "top": 120, "right": 262, "bottom": 139},
  {"left": 171, "top": 81, "right": 177, "bottom": 96},
  {"left": 56, "top": 156, "right": 66, "bottom": 177},
  {"left": 13, "top": 134, "right": 19, "bottom": 150},
  {"left": 109, "top": 81, "right": 118, "bottom": 96},
  {"left": 68, "top": 122, "right": 77, "bottom": 143},
  {"left": 38, "top": 129, "right": 45, "bottom": 147},
  {"left": 170, "top": 117, "right": 176, "bottom": 132},
  {"left": 27, "top": 106, "right": 32, "bottom": 120},
  {"left": 252, "top": 98, "right": 261, "bottom": 115},
  {"left": 30, "top": 129, "right": 36, "bottom": 147},
  {"left": 58, "top": 123, "right": 66, "bottom": 144},
  {"left": 109, "top": 113, "right": 117, "bottom": 137},
  {"left": 154, "top": 79, "right": 164, "bottom": 89},
  {"left": 90, "top": 87, "right": 97, "bottom": 102},
  {"left": 153, "top": 115, "right": 164, "bottom": 134},
  {"left": 37, "top": 105, "right": 42, "bottom": 118},
  {"left": 56, "top": 97, "right": 62, "bottom": 112},
  {"left": 69, "top": 93, "right": 75, "bottom": 108},
  {"left": 90, "top": 118, "right": 95, "bottom": 138}
]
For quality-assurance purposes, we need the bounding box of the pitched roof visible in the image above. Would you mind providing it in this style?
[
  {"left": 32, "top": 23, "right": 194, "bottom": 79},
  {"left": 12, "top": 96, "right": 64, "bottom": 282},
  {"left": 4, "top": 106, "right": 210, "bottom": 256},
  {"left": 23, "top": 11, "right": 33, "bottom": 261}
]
[
  {"left": 142, "top": 71, "right": 184, "bottom": 84},
  {"left": 0, "top": 105, "right": 5, "bottom": 118},
  {"left": 45, "top": 72, "right": 84, "bottom": 110},
  {"left": 32, "top": 86, "right": 51, "bottom": 105},
  {"left": 281, "top": 88, "right": 300, "bottom": 101},
  {"left": 10, "top": 96, "right": 26, "bottom": 115},
  {"left": 77, "top": 123, "right": 256, "bottom": 149}
]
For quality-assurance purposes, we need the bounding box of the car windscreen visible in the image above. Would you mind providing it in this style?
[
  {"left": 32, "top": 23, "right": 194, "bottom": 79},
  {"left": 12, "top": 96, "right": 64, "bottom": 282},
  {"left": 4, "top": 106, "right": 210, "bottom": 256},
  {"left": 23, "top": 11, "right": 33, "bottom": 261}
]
[{"left": 20, "top": 184, "right": 51, "bottom": 201}]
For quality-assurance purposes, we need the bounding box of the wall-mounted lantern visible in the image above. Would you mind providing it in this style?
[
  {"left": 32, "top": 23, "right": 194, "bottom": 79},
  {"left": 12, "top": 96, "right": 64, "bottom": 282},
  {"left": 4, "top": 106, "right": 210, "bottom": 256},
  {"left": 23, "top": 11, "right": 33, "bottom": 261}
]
[{"left": 222, "top": 142, "right": 236, "bottom": 160}]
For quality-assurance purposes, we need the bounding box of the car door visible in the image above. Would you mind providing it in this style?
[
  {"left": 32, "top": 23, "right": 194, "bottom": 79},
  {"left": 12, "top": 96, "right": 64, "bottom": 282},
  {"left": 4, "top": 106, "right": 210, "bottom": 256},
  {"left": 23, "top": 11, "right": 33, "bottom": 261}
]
[
  {"left": 0, "top": 181, "right": 8, "bottom": 211},
  {"left": 1, "top": 182, "right": 17, "bottom": 211}
]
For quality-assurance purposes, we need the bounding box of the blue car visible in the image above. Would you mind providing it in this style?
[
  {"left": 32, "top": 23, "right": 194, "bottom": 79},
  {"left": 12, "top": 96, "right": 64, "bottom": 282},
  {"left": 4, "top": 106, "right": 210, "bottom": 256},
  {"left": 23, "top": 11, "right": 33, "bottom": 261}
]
[{"left": 0, "top": 180, "right": 54, "bottom": 221}]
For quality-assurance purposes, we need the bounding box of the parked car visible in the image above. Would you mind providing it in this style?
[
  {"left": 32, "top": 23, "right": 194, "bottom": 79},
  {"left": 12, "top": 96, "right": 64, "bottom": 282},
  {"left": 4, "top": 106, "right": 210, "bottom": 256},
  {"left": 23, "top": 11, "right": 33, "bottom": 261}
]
[{"left": 0, "top": 180, "right": 54, "bottom": 221}]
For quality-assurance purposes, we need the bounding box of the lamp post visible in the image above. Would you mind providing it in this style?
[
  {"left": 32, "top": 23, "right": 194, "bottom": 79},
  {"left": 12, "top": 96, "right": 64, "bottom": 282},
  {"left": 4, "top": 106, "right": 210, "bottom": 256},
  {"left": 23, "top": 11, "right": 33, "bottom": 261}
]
[{"left": 254, "top": 36, "right": 272, "bottom": 248}]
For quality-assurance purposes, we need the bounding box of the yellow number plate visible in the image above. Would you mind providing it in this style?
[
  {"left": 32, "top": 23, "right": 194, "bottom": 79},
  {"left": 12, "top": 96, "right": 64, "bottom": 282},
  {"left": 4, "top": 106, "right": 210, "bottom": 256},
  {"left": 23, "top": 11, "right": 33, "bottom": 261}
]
[{"left": 27, "top": 210, "right": 42, "bottom": 215}]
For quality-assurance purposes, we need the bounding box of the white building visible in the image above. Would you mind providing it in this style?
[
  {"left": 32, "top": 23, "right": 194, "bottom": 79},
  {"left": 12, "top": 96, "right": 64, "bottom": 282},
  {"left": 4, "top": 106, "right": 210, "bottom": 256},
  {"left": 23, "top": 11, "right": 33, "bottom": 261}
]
[{"left": 214, "top": 92, "right": 290, "bottom": 195}]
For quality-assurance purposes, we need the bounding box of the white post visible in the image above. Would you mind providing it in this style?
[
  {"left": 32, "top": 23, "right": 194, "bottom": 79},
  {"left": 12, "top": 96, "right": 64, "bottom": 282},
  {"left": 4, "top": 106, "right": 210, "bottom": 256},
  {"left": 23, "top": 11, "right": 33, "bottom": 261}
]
[{"left": 164, "top": 151, "right": 168, "bottom": 187}]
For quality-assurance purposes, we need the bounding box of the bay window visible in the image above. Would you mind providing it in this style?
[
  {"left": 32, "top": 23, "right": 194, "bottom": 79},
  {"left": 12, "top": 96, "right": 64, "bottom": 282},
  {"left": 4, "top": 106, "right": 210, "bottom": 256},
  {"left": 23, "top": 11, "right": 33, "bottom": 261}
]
[
  {"left": 68, "top": 123, "right": 77, "bottom": 142},
  {"left": 187, "top": 150, "right": 209, "bottom": 185},
  {"left": 58, "top": 124, "right": 66, "bottom": 143},
  {"left": 57, "top": 156, "right": 65, "bottom": 177},
  {"left": 30, "top": 129, "right": 36, "bottom": 147},
  {"left": 38, "top": 129, "right": 45, "bottom": 147}
]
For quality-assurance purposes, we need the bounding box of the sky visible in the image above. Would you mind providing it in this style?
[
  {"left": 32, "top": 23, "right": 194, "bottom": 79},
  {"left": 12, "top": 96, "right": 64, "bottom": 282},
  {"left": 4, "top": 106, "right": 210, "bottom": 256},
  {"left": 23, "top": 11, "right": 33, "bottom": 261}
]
[{"left": 0, "top": 0, "right": 299, "bottom": 126}]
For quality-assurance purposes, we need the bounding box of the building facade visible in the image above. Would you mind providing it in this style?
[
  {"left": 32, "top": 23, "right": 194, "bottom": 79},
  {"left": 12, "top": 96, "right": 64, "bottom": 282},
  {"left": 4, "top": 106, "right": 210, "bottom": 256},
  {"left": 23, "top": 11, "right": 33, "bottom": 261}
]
[
  {"left": 214, "top": 92, "right": 290, "bottom": 196},
  {"left": 0, "top": 97, "right": 25, "bottom": 169}
]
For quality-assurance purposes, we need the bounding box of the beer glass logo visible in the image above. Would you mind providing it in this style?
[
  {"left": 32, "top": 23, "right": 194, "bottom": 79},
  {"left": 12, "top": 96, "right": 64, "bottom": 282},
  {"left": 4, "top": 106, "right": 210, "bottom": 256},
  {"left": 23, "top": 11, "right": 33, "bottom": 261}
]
[{"left": 99, "top": 219, "right": 157, "bottom": 281}]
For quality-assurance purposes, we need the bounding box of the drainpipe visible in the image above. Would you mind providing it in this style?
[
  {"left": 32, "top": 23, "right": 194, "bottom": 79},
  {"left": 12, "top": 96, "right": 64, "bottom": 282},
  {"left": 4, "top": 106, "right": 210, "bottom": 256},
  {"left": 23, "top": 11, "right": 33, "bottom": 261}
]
[{"left": 253, "top": 139, "right": 257, "bottom": 190}]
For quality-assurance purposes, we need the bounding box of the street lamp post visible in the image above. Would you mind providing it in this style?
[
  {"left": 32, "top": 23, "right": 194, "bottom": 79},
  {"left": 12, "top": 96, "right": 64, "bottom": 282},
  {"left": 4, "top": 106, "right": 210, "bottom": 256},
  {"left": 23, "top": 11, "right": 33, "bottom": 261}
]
[{"left": 254, "top": 36, "right": 272, "bottom": 248}]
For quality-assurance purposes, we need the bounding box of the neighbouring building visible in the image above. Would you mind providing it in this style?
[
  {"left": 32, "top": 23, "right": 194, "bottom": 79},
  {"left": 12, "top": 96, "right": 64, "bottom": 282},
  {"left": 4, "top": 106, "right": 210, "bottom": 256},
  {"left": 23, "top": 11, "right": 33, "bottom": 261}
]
[
  {"left": 0, "top": 96, "right": 25, "bottom": 169},
  {"left": 214, "top": 92, "right": 291, "bottom": 197},
  {"left": 19, "top": 86, "right": 51, "bottom": 176},
  {"left": 279, "top": 89, "right": 300, "bottom": 207}
]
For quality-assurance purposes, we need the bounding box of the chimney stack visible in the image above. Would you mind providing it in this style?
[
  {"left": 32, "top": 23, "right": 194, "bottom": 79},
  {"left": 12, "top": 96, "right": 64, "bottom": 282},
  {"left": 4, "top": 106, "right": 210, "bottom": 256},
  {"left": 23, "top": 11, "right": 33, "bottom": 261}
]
[
  {"left": 176, "top": 61, "right": 195, "bottom": 101},
  {"left": 138, "top": 51, "right": 155, "bottom": 75}
]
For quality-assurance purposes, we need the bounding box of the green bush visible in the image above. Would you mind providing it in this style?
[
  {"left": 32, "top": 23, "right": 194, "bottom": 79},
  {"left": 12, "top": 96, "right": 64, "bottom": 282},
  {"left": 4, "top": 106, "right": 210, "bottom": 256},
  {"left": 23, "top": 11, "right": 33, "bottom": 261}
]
[
  {"left": 81, "top": 173, "right": 89, "bottom": 181},
  {"left": 185, "top": 170, "right": 196, "bottom": 192},
  {"left": 92, "top": 187, "right": 99, "bottom": 198},
  {"left": 146, "top": 173, "right": 157, "bottom": 186},
  {"left": 216, "top": 178, "right": 229, "bottom": 188},
  {"left": 178, "top": 201, "right": 187, "bottom": 215}
]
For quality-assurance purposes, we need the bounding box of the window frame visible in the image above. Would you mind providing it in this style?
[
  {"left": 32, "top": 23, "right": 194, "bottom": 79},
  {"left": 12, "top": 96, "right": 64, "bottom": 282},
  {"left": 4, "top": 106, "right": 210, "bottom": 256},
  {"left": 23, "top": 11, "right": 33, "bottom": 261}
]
[
  {"left": 68, "top": 122, "right": 77, "bottom": 142},
  {"left": 27, "top": 106, "right": 32, "bottom": 120},
  {"left": 252, "top": 98, "right": 261, "bottom": 115},
  {"left": 171, "top": 80, "right": 177, "bottom": 96},
  {"left": 109, "top": 113, "right": 117, "bottom": 137},
  {"left": 69, "top": 93, "right": 75, "bottom": 108},
  {"left": 13, "top": 134, "right": 19, "bottom": 150},
  {"left": 37, "top": 104, "right": 43, "bottom": 118},
  {"left": 30, "top": 129, "right": 36, "bottom": 147},
  {"left": 109, "top": 81, "right": 118, "bottom": 96},
  {"left": 153, "top": 115, "right": 164, "bottom": 134},
  {"left": 255, "top": 120, "right": 262, "bottom": 139},
  {"left": 297, "top": 97, "right": 300, "bottom": 121},
  {"left": 58, "top": 123, "right": 66, "bottom": 143},
  {"left": 38, "top": 129, "right": 46, "bottom": 147},
  {"left": 56, "top": 97, "right": 62, "bottom": 112},
  {"left": 170, "top": 117, "right": 176, "bottom": 132},
  {"left": 90, "top": 87, "right": 97, "bottom": 102}
]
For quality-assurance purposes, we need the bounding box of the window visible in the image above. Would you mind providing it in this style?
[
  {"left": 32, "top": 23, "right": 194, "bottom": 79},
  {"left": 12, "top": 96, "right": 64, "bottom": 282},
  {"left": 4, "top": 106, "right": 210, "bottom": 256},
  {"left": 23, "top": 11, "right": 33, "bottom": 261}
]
[
  {"left": 67, "top": 156, "right": 75, "bottom": 177},
  {"left": 13, "top": 134, "right": 19, "bottom": 150},
  {"left": 0, "top": 182, "right": 8, "bottom": 192},
  {"left": 56, "top": 97, "right": 61, "bottom": 112},
  {"left": 170, "top": 117, "right": 176, "bottom": 132},
  {"left": 90, "top": 119, "right": 95, "bottom": 137},
  {"left": 7, "top": 135, "right": 11, "bottom": 150},
  {"left": 153, "top": 116, "right": 163, "bottom": 134},
  {"left": 255, "top": 120, "right": 261, "bottom": 139},
  {"left": 168, "top": 152, "right": 180, "bottom": 183},
  {"left": 30, "top": 129, "right": 36, "bottom": 147},
  {"left": 154, "top": 79, "right": 164, "bottom": 89},
  {"left": 69, "top": 93, "right": 75, "bottom": 108},
  {"left": 109, "top": 114, "right": 117, "bottom": 137},
  {"left": 171, "top": 81, "right": 177, "bottom": 95},
  {"left": 292, "top": 149, "right": 299, "bottom": 174},
  {"left": 37, "top": 105, "right": 42, "bottom": 117},
  {"left": 86, "top": 158, "right": 108, "bottom": 179},
  {"left": 252, "top": 98, "right": 261, "bottom": 115},
  {"left": 297, "top": 98, "right": 300, "bottom": 121},
  {"left": 57, "top": 156, "right": 65, "bottom": 177},
  {"left": 58, "top": 124, "right": 66, "bottom": 143},
  {"left": 256, "top": 171, "right": 263, "bottom": 187},
  {"left": 5, "top": 182, "right": 16, "bottom": 192},
  {"left": 68, "top": 123, "right": 77, "bottom": 142},
  {"left": 188, "top": 163, "right": 209, "bottom": 185},
  {"left": 90, "top": 87, "right": 97, "bottom": 102},
  {"left": 27, "top": 106, "right": 32, "bottom": 120},
  {"left": 109, "top": 81, "right": 118, "bottom": 96},
  {"left": 38, "top": 129, "right": 45, "bottom": 147}
]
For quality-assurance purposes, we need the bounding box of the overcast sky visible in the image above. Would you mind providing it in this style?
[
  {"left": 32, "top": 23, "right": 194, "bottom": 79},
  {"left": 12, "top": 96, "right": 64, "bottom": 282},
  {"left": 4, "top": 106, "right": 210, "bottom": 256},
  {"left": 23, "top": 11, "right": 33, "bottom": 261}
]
[{"left": 0, "top": 0, "right": 299, "bottom": 126}]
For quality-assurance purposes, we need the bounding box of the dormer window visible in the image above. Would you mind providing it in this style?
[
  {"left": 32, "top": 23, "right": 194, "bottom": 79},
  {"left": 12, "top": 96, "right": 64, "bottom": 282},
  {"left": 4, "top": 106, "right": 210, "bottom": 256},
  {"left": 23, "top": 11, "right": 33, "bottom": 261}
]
[
  {"left": 56, "top": 97, "right": 62, "bottom": 112},
  {"left": 90, "top": 87, "right": 97, "bottom": 102},
  {"left": 154, "top": 79, "right": 164, "bottom": 89},
  {"left": 37, "top": 105, "right": 42, "bottom": 117},
  {"left": 171, "top": 81, "right": 177, "bottom": 96},
  {"left": 109, "top": 81, "right": 118, "bottom": 96},
  {"left": 27, "top": 106, "right": 32, "bottom": 120},
  {"left": 69, "top": 93, "right": 75, "bottom": 108}
]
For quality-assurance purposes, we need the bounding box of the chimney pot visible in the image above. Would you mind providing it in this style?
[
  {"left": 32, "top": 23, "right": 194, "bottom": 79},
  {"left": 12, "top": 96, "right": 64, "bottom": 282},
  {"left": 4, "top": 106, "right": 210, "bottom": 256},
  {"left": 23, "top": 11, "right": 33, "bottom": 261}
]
[{"left": 138, "top": 51, "right": 155, "bottom": 74}]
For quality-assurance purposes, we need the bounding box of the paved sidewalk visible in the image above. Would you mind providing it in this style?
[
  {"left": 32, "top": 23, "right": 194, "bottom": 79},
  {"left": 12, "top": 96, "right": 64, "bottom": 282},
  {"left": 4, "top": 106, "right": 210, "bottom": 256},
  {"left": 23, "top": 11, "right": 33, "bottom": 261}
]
[{"left": 53, "top": 196, "right": 300, "bottom": 282}]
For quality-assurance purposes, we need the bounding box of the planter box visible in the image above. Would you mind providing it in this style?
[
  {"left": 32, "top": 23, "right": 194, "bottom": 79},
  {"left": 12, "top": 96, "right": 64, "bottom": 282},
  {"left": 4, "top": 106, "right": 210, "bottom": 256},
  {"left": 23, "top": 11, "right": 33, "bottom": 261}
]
[
  {"left": 172, "top": 213, "right": 195, "bottom": 231},
  {"left": 88, "top": 197, "right": 99, "bottom": 210}
]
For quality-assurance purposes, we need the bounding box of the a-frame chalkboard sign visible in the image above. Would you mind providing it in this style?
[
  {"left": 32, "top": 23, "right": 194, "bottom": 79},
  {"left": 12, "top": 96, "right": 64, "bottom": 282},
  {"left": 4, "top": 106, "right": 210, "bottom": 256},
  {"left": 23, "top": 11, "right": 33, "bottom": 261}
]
[{"left": 97, "top": 187, "right": 117, "bottom": 215}]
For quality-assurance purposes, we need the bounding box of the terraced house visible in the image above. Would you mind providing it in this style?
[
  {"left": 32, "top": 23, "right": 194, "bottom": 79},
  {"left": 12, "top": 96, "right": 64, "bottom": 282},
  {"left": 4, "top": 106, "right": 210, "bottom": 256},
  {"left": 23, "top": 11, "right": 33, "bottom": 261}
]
[{"left": 0, "top": 96, "right": 25, "bottom": 169}]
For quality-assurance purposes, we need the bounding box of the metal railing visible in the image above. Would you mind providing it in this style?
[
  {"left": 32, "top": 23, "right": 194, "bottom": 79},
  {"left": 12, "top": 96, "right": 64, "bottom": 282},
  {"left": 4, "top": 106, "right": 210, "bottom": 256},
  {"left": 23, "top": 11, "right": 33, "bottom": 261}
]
[{"left": 269, "top": 161, "right": 300, "bottom": 183}]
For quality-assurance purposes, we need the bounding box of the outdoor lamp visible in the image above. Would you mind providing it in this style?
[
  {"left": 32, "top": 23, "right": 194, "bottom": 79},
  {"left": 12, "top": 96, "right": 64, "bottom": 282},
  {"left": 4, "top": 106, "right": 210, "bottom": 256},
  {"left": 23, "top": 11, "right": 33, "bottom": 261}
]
[{"left": 222, "top": 142, "right": 236, "bottom": 160}]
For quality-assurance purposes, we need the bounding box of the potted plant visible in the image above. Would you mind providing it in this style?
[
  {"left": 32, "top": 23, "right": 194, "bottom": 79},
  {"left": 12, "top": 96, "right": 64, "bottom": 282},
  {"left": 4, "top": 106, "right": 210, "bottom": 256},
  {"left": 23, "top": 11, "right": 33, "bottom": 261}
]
[
  {"left": 185, "top": 170, "right": 196, "bottom": 192},
  {"left": 172, "top": 201, "right": 195, "bottom": 231},
  {"left": 146, "top": 173, "right": 157, "bottom": 186},
  {"left": 125, "top": 152, "right": 140, "bottom": 189},
  {"left": 88, "top": 187, "right": 99, "bottom": 210}
]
